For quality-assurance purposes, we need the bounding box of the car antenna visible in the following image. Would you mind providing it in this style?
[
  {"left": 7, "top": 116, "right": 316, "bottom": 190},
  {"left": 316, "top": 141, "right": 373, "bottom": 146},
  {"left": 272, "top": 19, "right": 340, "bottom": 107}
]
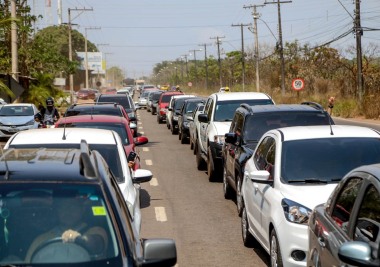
[
  {"left": 62, "top": 116, "right": 67, "bottom": 140},
  {"left": 328, "top": 114, "right": 334, "bottom": 135}
]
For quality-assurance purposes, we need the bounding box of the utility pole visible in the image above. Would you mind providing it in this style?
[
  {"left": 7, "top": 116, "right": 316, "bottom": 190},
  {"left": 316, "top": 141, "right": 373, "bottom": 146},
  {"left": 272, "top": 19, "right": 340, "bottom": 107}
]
[
  {"left": 199, "top": 43, "right": 211, "bottom": 90},
  {"left": 68, "top": 7, "right": 93, "bottom": 104},
  {"left": 11, "top": 0, "right": 18, "bottom": 82},
  {"left": 210, "top": 36, "right": 225, "bottom": 88},
  {"left": 265, "top": 0, "right": 292, "bottom": 96},
  {"left": 355, "top": 0, "right": 364, "bottom": 104},
  {"left": 181, "top": 54, "right": 189, "bottom": 79},
  {"left": 85, "top": 27, "right": 101, "bottom": 89},
  {"left": 244, "top": 4, "right": 264, "bottom": 92},
  {"left": 232, "top": 23, "right": 251, "bottom": 92},
  {"left": 57, "top": 0, "right": 62, "bottom": 25},
  {"left": 189, "top": 49, "right": 202, "bottom": 87}
]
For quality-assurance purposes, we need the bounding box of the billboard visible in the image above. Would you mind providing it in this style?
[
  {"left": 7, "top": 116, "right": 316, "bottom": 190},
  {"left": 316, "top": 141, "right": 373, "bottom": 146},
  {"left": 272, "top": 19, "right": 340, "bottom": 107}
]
[{"left": 77, "top": 52, "right": 103, "bottom": 71}]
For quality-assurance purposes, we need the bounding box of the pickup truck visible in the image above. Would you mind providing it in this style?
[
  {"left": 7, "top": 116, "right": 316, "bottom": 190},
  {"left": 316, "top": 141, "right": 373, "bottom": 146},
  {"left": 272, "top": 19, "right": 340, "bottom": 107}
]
[{"left": 195, "top": 92, "right": 274, "bottom": 181}]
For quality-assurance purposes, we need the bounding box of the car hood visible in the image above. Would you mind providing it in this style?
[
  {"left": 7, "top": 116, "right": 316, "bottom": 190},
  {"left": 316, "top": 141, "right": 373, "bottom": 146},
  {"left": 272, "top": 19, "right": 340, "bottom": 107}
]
[
  {"left": 0, "top": 116, "right": 34, "bottom": 124},
  {"left": 279, "top": 183, "right": 338, "bottom": 210},
  {"left": 213, "top": 121, "right": 232, "bottom": 136}
]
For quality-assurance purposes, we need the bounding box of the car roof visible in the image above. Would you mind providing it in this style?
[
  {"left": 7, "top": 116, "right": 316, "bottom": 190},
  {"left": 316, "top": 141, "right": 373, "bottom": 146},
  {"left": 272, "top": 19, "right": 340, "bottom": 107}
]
[
  {"left": 212, "top": 92, "right": 272, "bottom": 101},
  {"left": 57, "top": 114, "right": 129, "bottom": 124},
  {"left": 0, "top": 145, "right": 105, "bottom": 182},
  {"left": 162, "top": 91, "right": 183, "bottom": 96},
  {"left": 274, "top": 125, "right": 380, "bottom": 142},
  {"left": 241, "top": 103, "right": 326, "bottom": 114},
  {"left": 347, "top": 163, "right": 380, "bottom": 182},
  {"left": 6, "top": 128, "right": 118, "bottom": 146},
  {"left": 2, "top": 103, "right": 35, "bottom": 107}
]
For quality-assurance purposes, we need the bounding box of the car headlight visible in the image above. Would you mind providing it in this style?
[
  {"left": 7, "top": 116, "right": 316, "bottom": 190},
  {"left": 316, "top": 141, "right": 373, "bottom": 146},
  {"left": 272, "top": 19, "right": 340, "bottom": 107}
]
[
  {"left": 173, "top": 116, "right": 178, "bottom": 121},
  {"left": 26, "top": 119, "right": 35, "bottom": 126},
  {"left": 214, "top": 135, "right": 225, "bottom": 144},
  {"left": 281, "top": 198, "right": 311, "bottom": 225}
]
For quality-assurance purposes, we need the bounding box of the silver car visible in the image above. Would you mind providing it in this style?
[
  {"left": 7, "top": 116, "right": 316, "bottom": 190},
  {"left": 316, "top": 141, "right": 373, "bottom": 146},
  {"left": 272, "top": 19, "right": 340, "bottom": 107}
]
[{"left": 0, "top": 103, "right": 39, "bottom": 138}]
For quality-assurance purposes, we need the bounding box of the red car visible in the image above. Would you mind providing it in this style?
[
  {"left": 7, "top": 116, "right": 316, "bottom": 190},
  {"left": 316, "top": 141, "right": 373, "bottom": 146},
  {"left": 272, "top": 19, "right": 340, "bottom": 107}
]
[
  {"left": 156, "top": 91, "right": 184, "bottom": 124},
  {"left": 55, "top": 115, "right": 148, "bottom": 170}
]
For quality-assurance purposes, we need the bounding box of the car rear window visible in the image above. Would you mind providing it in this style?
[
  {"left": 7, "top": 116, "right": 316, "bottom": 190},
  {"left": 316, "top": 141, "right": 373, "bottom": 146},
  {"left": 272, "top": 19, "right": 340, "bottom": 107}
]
[
  {"left": 65, "top": 107, "right": 122, "bottom": 117},
  {"left": 98, "top": 96, "right": 131, "bottom": 108},
  {"left": 161, "top": 95, "right": 174, "bottom": 103},
  {"left": 243, "top": 112, "right": 331, "bottom": 141}
]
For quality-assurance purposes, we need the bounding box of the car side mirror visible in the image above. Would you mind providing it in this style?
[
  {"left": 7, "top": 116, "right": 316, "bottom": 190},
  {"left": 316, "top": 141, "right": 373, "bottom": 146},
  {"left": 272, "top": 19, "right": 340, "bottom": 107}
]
[
  {"left": 198, "top": 113, "right": 208, "bottom": 123},
  {"left": 187, "top": 116, "right": 193, "bottom": 121},
  {"left": 129, "top": 122, "right": 137, "bottom": 130},
  {"left": 175, "top": 111, "right": 181, "bottom": 115},
  {"left": 225, "top": 133, "right": 237, "bottom": 144},
  {"left": 338, "top": 241, "right": 379, "bottom": 267},
  {"left": 168, "top": 108, "right": 173, "bottom": 111},
  {"left": 133, "top": 169, "right": 153, "bottom": 184},
  {"left": 134, "top": 136, "right": 148, "bottom": 146}
]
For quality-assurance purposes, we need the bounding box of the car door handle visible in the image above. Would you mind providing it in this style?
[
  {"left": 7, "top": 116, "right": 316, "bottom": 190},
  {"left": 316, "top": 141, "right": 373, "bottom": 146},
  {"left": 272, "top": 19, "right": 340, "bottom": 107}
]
[{"left": 317, "top": 237, "right": 326, "bottom": 248}]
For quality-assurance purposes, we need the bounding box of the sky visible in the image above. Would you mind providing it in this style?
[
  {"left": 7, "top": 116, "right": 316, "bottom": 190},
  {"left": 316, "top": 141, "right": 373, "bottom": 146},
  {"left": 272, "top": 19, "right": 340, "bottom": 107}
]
[{"left": 30, "top": 0, "right": 380, "bottom": 78}]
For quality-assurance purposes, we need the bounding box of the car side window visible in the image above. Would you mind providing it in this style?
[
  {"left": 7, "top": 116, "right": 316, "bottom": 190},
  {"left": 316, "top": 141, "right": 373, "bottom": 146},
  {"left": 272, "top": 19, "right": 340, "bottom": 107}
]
[
  {"left": 354, "top": 184, "right": 380, "bottom": 243},
  {"left": 253, "top": 137, "right": 275, "bottom": 179},
  {"left": 331, "top": 177, "right": 363, "bottom": 233},
  {"left": 207, "top": 99, "right": 214, "bottom": 121}
]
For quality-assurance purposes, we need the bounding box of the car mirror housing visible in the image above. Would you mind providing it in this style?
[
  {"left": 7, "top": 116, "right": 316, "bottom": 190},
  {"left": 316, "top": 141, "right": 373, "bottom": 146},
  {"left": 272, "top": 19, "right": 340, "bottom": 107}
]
[
  {"left": 133, "top": 169, "right": 153, "bottom": 184},
  {"left": 338, "top": 241, "right": 379, "bottom": 267},
  {"left": 130, "top": 122, "right": 137, "bottom": 129},
  {"left": 142, "top": 238, "right": 177, "bottom": 266},
  {"left": 247, "top": 170, "right": 273, "bottom": 184},
  {"left": 225, "top": 133, "right": 237, "bottom": 144},
  {"left": 134, "top": 136, "right": 148, "bottom": 146},
  {"left": 198, "top": 113, "right": 208, "bottom": 123}
]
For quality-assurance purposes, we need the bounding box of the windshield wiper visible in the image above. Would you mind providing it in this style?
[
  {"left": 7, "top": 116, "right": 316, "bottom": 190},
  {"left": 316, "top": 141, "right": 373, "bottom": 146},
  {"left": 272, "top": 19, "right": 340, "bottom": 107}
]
[{"left": 287, "top": 178, "right": 328, "bottom": 184}]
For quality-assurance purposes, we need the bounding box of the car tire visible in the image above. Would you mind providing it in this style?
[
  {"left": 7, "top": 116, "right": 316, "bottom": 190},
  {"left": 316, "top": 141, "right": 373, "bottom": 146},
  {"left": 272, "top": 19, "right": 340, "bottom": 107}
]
[
  {"left": 236, "top": 176, "right": 244, "bottom": 217},
  {"left": 157, "top": 116, "right": 162, "bottom": 124},
  {"left": 193, "top": 138, "right": 198, "bottom": 155},
  {"left": 223, "top": 167, "right": 234, "bottom": 199},
  {"left": 270, "top": 229, "right": 284, "bottom": 267},
  {"left": 241, "top": 206, "right": 255, "bottom": 247},
  {"left": 178, "top": 130, "right": 182, "bottom": 140},
  {"left": 196, "top": 141, "right": 206, "bottom": 170},
  {"left": 207, "top": 147, "right": 216, "bottom": 182},
  {"left": 181, "top": 132, "right": 187, "bottom": 144}
]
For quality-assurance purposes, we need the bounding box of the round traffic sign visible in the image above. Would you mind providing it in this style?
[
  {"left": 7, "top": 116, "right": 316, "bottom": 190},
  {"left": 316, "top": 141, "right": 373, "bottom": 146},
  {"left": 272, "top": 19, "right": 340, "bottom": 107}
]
[
  {"left": 187, "top": 82, "right": 193, "bottom": 87},
  {"left": 292, "top": 78, "right": 305, "bottom": 91}
]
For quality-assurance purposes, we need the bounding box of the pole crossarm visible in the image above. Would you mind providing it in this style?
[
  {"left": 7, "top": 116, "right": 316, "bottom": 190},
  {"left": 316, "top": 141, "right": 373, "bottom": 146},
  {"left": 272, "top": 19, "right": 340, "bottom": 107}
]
[{"left": 210, "top": 36, "right": 225, "bottom": 88}]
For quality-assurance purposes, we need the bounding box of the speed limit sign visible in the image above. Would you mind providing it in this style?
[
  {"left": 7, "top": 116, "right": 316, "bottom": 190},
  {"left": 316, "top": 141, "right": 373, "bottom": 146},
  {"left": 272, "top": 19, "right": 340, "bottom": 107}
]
[{"left": 292, "top": 78, "right": 305, "bottom": 91}]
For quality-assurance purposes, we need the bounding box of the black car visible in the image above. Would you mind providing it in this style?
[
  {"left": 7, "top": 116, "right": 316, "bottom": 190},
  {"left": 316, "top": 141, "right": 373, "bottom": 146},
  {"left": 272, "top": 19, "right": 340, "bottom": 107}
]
[
  {"left": 96, "top": 94, "right": 137, "bottom": 122},
  {"left": 223, "top": 102, "right": 335, "bottom": 216},
  {"left": 178, "top": 98, "right": 206, "bottom": 144},
  {"left": 308, "top": 163, "right": 380, "bottom": 267},
  {"left": 149, "top": 91, "right": 164, "bottom": 115},
  {"left": 168, "top": 96, "right": 195, "bottom": 135},
  {"left": 0, "top": 141, "right": 177, "bottom": 266}
]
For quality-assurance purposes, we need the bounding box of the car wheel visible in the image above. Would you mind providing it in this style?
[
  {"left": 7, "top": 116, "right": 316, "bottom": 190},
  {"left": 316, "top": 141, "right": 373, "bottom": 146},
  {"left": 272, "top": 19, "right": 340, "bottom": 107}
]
[
  {"left": 223, "top": 167, "right": 234, "bottom": 199},
  {"left": 157, "top": 116, "right": 162, "bottom": 124},
  {"left": 207, "top": 147, "right": 216, "bottom": 182},
  {"left": 270, "top": 229, "right": 284, "bottom": 267},
  {"left": 193, "top": 138, "right": 198, "bottom": 155},
  {"left": 236, "top": 176, "right": 243, "bottom": 216},
  {"left": 196, "top": 141, "right": 206, "bottom": 170},
  {"left": 241, "top": 206, "right": 255, "bottom": 247},
  {"left": 181, "top": 131, "right": 187, "bottom": 144},
  {"left": 166, "top": 121, "right": 170, "bottom": 129}
]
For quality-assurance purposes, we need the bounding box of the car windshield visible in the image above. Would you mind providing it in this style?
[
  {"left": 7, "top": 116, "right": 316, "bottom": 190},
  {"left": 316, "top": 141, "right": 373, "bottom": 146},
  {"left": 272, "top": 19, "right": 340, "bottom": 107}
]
[
  {"left": 65, "top": 106, "right": 121, "bottom": 117},
  {"left": 281, "top": 137, "right": 380, "bottom": 183},
  {"left": 174, "top": 98, "right": 188, "bottom": 110},
  {"left": 56, "top": 123, "right": 130, "bottom": 145},
  {"left": 141, "top": 91, "right": 150, "bottom": 98},
  {"left": 9, "top": 143, "right": 124, "bottom": 183},
  {"left": 244, "top": 112, "right": 331, "bottom": 141},
  {"left": 0, "top": 183, "right": 121, "bottom": 265},
  {"left": 214, "top": 99, "right": 274, "bottom": 122},
  {"left": 185, "top": 101, "right": 201, "bottom": 113},
  {"left": 98, "top": 96, "right": 131, "bottom": 109},
  {"left": 0, "top": 106, "right": 34, "bottom": 116}
]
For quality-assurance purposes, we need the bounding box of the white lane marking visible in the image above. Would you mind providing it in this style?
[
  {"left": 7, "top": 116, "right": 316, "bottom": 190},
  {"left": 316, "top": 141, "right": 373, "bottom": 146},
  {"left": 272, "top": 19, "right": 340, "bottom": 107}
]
[
  {"left": 138, "top": 122, "right": 142, "bottom": 125},
  {"left": 143, "top": 147, "right": 149, "bottom": 152},
  {"left": 145, "top": 159, "right": 152, "bottom": 165},
  {"left": 138, "top": 126, "right": 143, "bottom": 129},
  {"left": 140, "top": 131, "right": 144, "bottom": 134},
  {"left": 155, "top": 207, "right": 167, "bottom": 222},
  {"left": 150, "top": 177, "right": 158, "bottom": 186}
]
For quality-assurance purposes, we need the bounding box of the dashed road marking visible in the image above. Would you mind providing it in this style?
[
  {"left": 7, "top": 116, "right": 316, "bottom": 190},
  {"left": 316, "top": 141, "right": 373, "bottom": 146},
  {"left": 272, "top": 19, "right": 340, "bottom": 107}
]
[
  {"left": 138, "top": 122, "right": 142, "bottom": 125},
  {"left": 155, "top": 207, "right": 167, "bottom": 222},
  {"left": 145, "top": 159, "right": 152, "bottom": 165},
  {"left": 138, "top": 126, "right": 143, "bottom": 130},
  {"left": 140, "top": 131, "right": 144, "bottom": 134},
  {"left": 143, "top": 147, "right": 149, "bottom": 152},
  {"left": 150, "top": 177, "right": 158, "bottom": 186}
]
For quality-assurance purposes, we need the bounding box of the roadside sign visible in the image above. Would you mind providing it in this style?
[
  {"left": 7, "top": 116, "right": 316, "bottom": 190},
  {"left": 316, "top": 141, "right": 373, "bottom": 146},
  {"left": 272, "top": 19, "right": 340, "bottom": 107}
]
[
  {"left": 188, "top": 82, "right": 193, "bottom": 87},
  {"left": 292, "top": 78, "right": 305, "bottom": 91}
]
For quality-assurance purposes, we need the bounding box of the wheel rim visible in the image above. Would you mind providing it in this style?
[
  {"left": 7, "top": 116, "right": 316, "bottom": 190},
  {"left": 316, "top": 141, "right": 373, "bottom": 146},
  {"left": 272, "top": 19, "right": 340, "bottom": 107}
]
[
  {"left": 271, "top": 233, "right": 278, "bottom": 267},
  {"left": 237, "top": 178, "right": 242, "bottom": 213}
]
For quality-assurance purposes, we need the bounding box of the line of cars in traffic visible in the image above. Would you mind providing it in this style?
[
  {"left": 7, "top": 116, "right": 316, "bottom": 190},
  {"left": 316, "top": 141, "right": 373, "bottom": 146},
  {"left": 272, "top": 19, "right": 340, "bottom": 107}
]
[
  {"left": 0, "top": 87, "right": 178, "bottom": 266},
  {"left": 140, "top": 89, "right": 380, "bottom": 267}
]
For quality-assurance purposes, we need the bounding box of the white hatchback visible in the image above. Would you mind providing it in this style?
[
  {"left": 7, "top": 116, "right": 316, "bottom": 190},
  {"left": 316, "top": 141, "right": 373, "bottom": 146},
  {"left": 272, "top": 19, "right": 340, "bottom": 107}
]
[
  {"left": 4, "top": 128, "right": 153, "bottom": 236},
  {"left": 241, "top": 125, "right": 380, "bottom": 267}
]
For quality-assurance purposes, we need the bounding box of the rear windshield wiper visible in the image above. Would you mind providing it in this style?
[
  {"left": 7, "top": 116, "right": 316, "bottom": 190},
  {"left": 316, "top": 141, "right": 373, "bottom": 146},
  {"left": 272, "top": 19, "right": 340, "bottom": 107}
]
[{"left": 287, "top": 178, "right": 328, "bottom": 184}]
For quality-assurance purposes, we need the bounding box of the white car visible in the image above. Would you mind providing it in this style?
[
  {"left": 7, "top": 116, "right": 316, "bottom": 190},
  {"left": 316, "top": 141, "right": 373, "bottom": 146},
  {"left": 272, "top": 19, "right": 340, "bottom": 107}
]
[
  {"left": 0, "top": 103, "right": 39, "bottom": 138},
  {"left": 241, "top": 125, "right": 380, "bottom": 267},
  {"left": 166, "top": 94, "right": 195, "bottom": 134},
  {"left": 196, "top": 92, "right": 274, "bottom": 181},
  {"left": 189, "top": 102, "right": 205, "bottom": 152},
  {"left": 4, "top": 128, "right": 153, "bottom": 236}
]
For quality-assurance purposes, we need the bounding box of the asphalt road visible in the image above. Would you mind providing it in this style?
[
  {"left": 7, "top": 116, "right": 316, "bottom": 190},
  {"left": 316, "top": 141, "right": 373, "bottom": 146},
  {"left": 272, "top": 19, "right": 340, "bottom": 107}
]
[{"left": 136, "top": 108, "right": 269, "bottom": 267}]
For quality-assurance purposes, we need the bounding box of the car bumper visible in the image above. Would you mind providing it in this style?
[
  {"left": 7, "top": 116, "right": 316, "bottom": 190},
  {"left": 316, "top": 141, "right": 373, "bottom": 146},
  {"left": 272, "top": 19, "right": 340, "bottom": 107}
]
[
  {"left": 0, "top": 125, "right": 37, "bottom": 137},
  {"left": 275, "top": 219, "right": 308, "bottom": 267}
]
